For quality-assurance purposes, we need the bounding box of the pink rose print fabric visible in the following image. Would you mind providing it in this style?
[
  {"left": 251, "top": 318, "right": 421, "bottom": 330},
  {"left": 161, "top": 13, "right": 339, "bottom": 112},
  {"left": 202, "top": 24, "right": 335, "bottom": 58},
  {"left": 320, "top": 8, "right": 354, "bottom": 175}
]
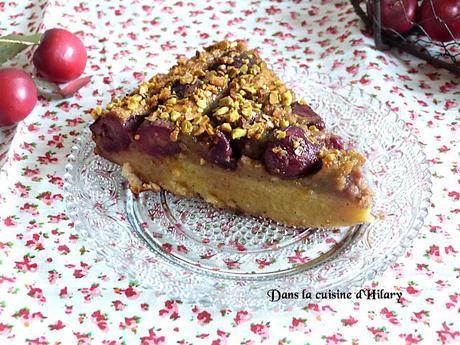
[{"left": 0, "top": 0, "right": 459, "bottom": 344}]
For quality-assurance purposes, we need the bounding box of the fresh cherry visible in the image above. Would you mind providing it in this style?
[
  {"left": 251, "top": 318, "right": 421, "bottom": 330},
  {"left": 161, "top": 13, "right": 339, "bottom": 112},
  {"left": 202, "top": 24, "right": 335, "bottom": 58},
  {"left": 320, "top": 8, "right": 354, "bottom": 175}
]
[
  {"left": 33, "top": 28, "right": 87, "bottom": 83},
  {"left": 418, "top": 0, "right": 460, "bottom": 42},
  {"left": 0, "top": 68, "right": 37, "bottom": 127},
  {"left": 366, "top": 0, "right": 417, "bottom": 34}
]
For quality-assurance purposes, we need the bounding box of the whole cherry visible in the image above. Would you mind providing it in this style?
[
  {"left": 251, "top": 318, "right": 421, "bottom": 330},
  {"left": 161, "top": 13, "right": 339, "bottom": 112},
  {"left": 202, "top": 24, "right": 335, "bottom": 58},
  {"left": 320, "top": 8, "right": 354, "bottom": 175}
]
[
  {"left": 33, "top": 28, "right": 87, "bottom": 83},
  {"left": 418, "top": 0, "right": 460, "bottom": 42},
  {"left": 0, "top": 68, "right": 37, "bottom": 126},
  {"left": 366, "top": 0, "right": 418, "bottom": 34}
]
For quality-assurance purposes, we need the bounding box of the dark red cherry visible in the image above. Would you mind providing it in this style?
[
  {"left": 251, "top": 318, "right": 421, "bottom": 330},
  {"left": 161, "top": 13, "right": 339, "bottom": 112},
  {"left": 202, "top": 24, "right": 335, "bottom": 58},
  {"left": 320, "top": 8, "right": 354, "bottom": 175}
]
[
  {"left": 325, "top": 135, "right": 344, "bottom": 150},
  {"left": 89, "top": 113, "right": 131, "bottom": 153},
  {"left": 230, "top": 52, "right": 255, "bottom": 69},
  {"left": 208, "top": 131, "right": 237, "bottom": 170},
  {"left": 33, "top": 28, "right": 87, "bottom": 83},
  {"left": 264, "top": 126, "right": 321, "bottom": 178},
  {"left": 124, "top": 115, "right": 144, "bottom": 134},
  {"left": 233, "top": 136, "right": 268, "bottom": 160},
  {"left": 291, "top": 101, "right": 325, "bottom": 130},
  {"left": 171, "top": 81, "right": 198, "bottom": 98},
  {"left": 418, "top": 0, "right": 460, "bottom": 42},
  {"left": 0, "top": 68, "right": 37, "bottom": 126},
  {"left": 135, "top": 120, "right": 180, "bottom": 157},
  {"left": 367, "top": 0, "right": 417, "bottom": 34}
]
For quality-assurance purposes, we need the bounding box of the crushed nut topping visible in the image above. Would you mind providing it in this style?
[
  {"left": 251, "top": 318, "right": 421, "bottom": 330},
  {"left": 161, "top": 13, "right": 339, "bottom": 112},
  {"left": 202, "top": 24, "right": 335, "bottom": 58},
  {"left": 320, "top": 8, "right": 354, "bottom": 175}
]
[
  {"left": 95, "top": 39, "right": 307, "bottom": 140},
  {"left": 92, "top": 40, "right": 365, "bottom": 168}
]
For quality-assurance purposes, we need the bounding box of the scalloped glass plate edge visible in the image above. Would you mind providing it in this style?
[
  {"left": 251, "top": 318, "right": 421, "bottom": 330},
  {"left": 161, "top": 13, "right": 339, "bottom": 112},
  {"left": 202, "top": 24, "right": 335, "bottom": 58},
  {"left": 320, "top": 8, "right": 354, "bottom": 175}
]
[{"left": 64, "top": 69, "right": 432, "bottom": 310}]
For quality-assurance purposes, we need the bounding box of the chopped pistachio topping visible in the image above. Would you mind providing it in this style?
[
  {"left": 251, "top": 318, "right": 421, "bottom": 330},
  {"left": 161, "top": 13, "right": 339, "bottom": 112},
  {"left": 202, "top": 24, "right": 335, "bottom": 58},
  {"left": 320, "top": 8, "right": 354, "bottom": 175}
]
[
  {"left": 326, "top": 153, "right": 336, "bottom": 161},
  {"left": 192, "top": 115, "right": 204, "bottom": 125},
  {"left": 98, "top": 40, "right": 327, "bottom": 146},
  {"left": 275, "top": 130, "right": 286, "bottom": 139},
  {"left": 250, "top": 65, "right": 261, "bottom": 75},
  {"left": 194, "top": 69, "right": 206, "bottom": 77},
  {"left": 91, "top": 106, "right": 102, "bottom": 119},
  {"left": 228, "top": 66, "right": 239, "bottom": 78},
  {"left": 139, "top": 84, "right": 149, "bottom": 95},
  {"left": 165, "top": 97, "right": 177, "bottom": 105},
  {"left": 241, "top": 106, "right": 252, "bottom": 119},
  {"left": 220, "top": 96, "right": 234, "bottom": 107},
  {"left": 227, "top": 110, "right": 240, "bottom": 123},
  {"left": 280, "top": 118, "right": 290, "bottom": 128},
  {"left": 170, "top": 111, "right": 181, "bottom": 122},
  {"left": 196, "top": 99, "right": 207, "bottom": 109},
  {"left": 220, "top": 122, "right": 232, "bottom": 133},
  {"left": 282, "top": 91, "right": 292, "bottom": 106},
  {"left": 180, "top": 72, "right": 194, "bottom": 84},
  {"left": 232, "top": 128, "right": 247, "bottom": 139},
  {"left": 242, "top": 85, "right": 256, "bottom": 94},
  {"left": 127, "top": 99, "right": 140, "bottom": 110},
  {"left": 215, "top": 106, "right": 229, "bottom": 116},
  {"left": 159, "top": 112, "right": 170, "bottom": 120},
  {"left": 269, "top": 91, "right": 279, "bottom": 105},
  {"left": 181, "top": 120, "right": 193, "bottom": 134}
]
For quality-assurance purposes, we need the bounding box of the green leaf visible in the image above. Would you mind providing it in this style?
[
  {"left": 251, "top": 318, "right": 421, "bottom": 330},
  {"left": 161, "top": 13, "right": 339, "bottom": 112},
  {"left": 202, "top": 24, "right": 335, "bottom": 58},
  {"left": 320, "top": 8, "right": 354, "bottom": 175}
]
[{"left": 0, "top": 33, "right": 42, "bottom": 65}]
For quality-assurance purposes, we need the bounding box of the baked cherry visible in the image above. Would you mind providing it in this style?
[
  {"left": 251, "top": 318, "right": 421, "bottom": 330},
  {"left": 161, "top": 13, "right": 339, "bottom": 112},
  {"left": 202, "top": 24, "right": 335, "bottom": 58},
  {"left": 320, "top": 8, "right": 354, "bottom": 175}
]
[
  {"left": 230, "top": 52, "right": 255, "bottom": 69},
  {"left": 135, "top": 120, "right": 180, "bottom": 156},
  {"left": 171, "top": 81, "right": 198, "bottom": 99},
  {"left": 33, "top": 28, "right": 87, "bottom": 83},
  {"left": 325, "top": 135, "right": 344, "bottom": 150},
  {"left": 366, "top": 0, "right": 417, "bottom": 34},
  {"left": 291, "top": 101, "right": 325, "bottom": 130},
  {"left": 209, "top": 131, "right": 237, "bottom": 170},
  {"left": 233, "top": 136, "right": 268, "bottom": 160},
  {"left": 418, "top": 0, "right": 460, "bottom": 42},
  {"left": 124, "top": 115, "right": 144, "bottom": 133},
  {"left": 0, "top": 68, "right": 37, "bottom": 127},
  {"left": 264, "top": 126, "right": 321, "bottom": 179},
  {"left": 89, "top": 113, "right": 131, "bottom": 153}
]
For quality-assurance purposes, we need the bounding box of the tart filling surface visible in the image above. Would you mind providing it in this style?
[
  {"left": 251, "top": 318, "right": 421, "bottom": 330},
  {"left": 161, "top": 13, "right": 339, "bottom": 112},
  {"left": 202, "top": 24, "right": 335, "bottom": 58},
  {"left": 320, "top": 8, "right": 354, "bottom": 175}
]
[{"left": 90, "top": 40, "right": 372, "bottom": 227}]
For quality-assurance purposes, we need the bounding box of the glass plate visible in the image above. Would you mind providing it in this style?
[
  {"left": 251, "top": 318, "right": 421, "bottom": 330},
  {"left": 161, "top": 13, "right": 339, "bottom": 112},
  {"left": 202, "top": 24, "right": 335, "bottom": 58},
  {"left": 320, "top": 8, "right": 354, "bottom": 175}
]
[{"left": 64, "top": 69, "right": 431, "bottom": 310}]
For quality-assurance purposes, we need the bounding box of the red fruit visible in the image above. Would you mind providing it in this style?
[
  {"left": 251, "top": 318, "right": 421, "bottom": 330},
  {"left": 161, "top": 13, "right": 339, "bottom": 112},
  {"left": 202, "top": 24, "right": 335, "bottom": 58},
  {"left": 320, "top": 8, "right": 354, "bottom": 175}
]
[
  {"left": 33, "top": 28, "right": 87, "bottom": 83},
  {"left": 89, "top": 113, "right": 132, "bottom": 153},
  {"left": 264, "top": 126, "right": 322, "bottom": 179},
  {"left": 135, "top": 120, "right": 181, "bottom": 157},
  {"left": 0, "top": 68, "right": 37, "bottom": 126},
  {"left": 366, "top": 0, "right": 418, "bottom": 34},
  {"left": 418, "top": 0, "right": 460, "bottom": 42},
  {"left": 208, "top": 131, "right": 237, "bottom": 170},
  {"left": 291, "top": 101, "right": 325, "bottom": 130}
]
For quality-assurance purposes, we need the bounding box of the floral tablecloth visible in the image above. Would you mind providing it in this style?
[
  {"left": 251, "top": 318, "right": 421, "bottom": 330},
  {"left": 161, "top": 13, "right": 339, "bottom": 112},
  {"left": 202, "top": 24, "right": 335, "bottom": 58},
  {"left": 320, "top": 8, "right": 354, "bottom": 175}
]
[{"left": 1, "top": 0, "right": 459, "bottom": 344}]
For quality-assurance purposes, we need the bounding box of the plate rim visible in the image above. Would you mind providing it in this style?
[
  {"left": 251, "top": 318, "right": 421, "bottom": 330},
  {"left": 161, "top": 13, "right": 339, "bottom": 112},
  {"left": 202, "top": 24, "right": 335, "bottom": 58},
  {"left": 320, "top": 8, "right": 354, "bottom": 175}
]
[{"left": 63, "top": 69, "right": 432, "bottom": 309}]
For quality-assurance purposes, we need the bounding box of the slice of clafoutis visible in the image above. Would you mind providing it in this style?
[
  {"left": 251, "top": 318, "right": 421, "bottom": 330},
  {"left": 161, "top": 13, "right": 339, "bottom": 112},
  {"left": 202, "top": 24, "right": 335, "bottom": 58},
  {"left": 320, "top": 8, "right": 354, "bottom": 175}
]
[{"left": 90, "top": 40, "right": 372, "bottom": 228}]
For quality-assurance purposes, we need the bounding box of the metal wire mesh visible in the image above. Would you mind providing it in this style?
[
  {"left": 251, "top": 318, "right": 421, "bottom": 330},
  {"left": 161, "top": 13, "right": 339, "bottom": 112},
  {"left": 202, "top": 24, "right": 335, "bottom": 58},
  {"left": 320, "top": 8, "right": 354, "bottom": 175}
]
[{"left": 351, "top": 0, "right": 460, "bottom": 75}]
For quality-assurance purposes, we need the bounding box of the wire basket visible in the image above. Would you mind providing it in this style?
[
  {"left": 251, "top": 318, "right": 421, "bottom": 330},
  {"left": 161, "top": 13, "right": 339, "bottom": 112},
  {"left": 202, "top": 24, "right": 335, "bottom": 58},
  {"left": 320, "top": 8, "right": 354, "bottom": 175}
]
[{"left": 351, "top": 0, "right": 460, "bottom": 75}]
